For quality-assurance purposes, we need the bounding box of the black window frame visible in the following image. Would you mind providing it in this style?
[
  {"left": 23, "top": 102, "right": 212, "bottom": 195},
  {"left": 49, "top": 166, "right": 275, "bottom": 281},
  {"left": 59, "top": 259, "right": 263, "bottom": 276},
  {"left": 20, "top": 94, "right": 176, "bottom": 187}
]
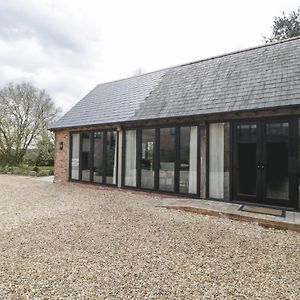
[
  {"left": 69, "top": 129, "right": 118, "bottom": 187},
  {"left": 122, "top": 124, "right": 200, "bottom": 197},
  {"left": 205, "top": 115, "right": 299, "bottom": 210}
]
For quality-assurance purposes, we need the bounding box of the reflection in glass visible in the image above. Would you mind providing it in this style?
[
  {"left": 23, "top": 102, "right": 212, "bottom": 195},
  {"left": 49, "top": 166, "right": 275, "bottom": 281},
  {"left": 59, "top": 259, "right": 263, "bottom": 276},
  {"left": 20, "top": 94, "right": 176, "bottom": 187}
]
[
  {"left": 266, "top": 122, "right": 288, "bottom": 137},
  {"left": 266, "top": 122, "right": 289, "bottom": 200},
  {"left": 71, "top": 133, "right": 80, "bottom": 180},
  {"left": 81, "top": 132, "right": 91, "bottom": 181},
  {"left": 179, "top": 126, "right": 198, "bottom": 194},
  {"left": 93, "top": 132, "right": 103, "bottom": 183},
  {"left": 159, "top": 128, "right": 175, "bottom": 191},
  {"left": 106, "top": 131, "right": 117, "bottom": 184},
  {"left": 237, "top": 143, "right": 257, "bottom": 195},
  {"left": 141, "top": 129, "right": 155, "bottom": 189},
  {"left": 237, "top": 124, "right": 257, "bottom": 139}
]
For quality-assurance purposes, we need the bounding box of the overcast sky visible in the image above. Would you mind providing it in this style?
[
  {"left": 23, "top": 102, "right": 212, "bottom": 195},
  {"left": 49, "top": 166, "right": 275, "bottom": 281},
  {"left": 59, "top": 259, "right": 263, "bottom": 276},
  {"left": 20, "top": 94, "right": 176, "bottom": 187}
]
[{"left": 0, "top": 0, "right": 299, "bottom": 113}]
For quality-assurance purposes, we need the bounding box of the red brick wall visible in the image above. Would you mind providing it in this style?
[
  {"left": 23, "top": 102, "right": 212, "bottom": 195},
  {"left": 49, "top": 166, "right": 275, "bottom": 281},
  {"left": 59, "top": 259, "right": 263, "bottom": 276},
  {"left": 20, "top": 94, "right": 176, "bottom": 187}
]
[{"left": 54, "top": 130, "right": 69, "bottom": 183}]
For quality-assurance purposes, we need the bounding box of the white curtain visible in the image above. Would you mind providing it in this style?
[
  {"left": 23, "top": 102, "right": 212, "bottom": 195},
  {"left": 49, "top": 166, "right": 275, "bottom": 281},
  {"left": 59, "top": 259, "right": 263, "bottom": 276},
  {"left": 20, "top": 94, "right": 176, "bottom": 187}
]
[
  {"left": 71, "top": 133, "right": 80, "bottom": 180},
  {"left": 125, "top": 130, "right": 136, "bottom": 186},
  {"left": 209, "top": 123, "right": 224, "bottom": 199},
  {"left": 112, "top": 131, "right": 117, "bottom": 185},
  {"left": 188, "top": 126, "right": 198, "bottom": 194}
]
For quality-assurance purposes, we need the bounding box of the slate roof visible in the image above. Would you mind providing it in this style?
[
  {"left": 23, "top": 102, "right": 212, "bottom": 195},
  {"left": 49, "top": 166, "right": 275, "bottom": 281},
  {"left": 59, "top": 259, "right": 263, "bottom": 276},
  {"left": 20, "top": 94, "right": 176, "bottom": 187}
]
[
  {"left": 52, "top": 37, "right": 300, "bottom": 130},
  {"left": 52, "top": 69, "right": 167, "bottom": 129}
]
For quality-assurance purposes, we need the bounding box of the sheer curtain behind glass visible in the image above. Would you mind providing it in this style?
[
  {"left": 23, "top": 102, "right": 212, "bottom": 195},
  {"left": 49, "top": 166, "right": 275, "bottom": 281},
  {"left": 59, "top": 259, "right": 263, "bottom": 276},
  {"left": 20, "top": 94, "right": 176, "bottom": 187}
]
[
  {"left": 179, "top": 126, "right": 198, "bottom": 194},
  {"left": 125, "top": 130, "right": 136, "bottom": 186},
  {"left": 71, "top": 133, "right": 80, "bottom": 180},
  {"left": 209, "top": 123, "right": 224, "bottom": 199},
  {"left": 188, "top": 126, "right": 198, "bottom": 194}
]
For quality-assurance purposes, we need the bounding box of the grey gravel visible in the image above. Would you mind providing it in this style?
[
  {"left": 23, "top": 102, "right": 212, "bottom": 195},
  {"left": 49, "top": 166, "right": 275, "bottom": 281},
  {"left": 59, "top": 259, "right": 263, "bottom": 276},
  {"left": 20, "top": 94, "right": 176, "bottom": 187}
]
[{"left": 0, "top": 175, "right": 299, "bottom": 299}]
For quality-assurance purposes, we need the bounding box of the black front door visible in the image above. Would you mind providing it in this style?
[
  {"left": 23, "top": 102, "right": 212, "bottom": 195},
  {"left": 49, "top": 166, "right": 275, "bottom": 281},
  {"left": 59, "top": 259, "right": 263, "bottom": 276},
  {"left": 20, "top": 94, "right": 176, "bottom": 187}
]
[{"left": 233, "top": 118, "right": 298, "bottom": 208}]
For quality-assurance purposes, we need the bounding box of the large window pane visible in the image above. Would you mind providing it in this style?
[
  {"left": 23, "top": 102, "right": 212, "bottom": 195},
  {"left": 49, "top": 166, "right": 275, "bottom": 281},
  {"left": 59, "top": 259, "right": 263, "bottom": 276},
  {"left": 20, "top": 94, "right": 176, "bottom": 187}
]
[
  {"left": 141, "top": 129, "right": 155, "bottom": 189},
  {"left": 81, "top": 132, "right": 91, "bottom": 181},
  {"left": 106, "top": 131, "right": 117, "bottom": 185},
  {"left": 209, "top": 123, "right": 224, "bottom": 199},
  {"left": 159, "top": 128, "right": 175, "bottom": 191},
  {"left": 237, "top": 143, "right": 257, "bottom": 195},
  {"left": 125, "top": 130, "right": 137, "bottom": 186},
  {"left": 93, "top": 132, "right": 103, "bottom": 183},
  {"left": 266, "top": 121, "right": 289, "bottom": 200},
  {"left": 71, "top": 133, "right": 80, "bottom": 180},
  {"left": 236, "top": 124, "right": 257, "bottom": 196},
  {"left": 179, "top": 126, "right": 198, "bottom": 194}
]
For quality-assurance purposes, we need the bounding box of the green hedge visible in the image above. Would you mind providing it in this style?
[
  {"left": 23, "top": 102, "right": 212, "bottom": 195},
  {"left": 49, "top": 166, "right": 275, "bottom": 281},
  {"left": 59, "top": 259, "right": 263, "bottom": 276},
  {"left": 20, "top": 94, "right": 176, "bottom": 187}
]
[{"left": 0, "top": 165, "right": 54, "bottom": 177}]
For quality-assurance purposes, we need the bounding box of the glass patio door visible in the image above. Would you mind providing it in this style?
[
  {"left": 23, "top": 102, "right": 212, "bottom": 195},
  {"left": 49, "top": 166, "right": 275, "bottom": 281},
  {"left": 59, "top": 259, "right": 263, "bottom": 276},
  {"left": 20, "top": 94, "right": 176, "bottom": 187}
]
[
  {"left": 233, "top": 118, "right": 297, "bottom": 208},
  {"left": 263, "top": 120, "right": 292, "bottom": 205},
  {"left": 234, "top": 122, "right": 260, "bottom": 202}
]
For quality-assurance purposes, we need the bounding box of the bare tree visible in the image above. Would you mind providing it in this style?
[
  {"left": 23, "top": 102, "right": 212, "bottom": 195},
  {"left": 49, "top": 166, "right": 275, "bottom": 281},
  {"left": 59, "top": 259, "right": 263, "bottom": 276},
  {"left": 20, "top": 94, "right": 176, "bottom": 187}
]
[{"left": 0, "top": 82, "right": 60, "bottom": 165}]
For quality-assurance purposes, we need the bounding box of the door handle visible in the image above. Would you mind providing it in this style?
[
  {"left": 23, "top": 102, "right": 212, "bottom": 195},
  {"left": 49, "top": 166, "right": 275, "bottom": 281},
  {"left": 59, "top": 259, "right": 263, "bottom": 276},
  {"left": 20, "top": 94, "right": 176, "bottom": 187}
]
[{"left": 257, "top": 163, "right": 265, "bottom": 169}]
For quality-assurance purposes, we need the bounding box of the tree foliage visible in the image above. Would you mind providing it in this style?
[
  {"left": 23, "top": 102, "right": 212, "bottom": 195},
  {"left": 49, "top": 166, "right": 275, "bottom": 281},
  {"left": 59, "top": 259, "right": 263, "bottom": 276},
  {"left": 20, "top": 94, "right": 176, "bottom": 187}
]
[
  {"left": 0, "top": 82, "right": 60, "bottom": 166},
  {"left": 264, "top": 6, "right": 300, "bottom": 43},
  {"left": 35, "top": 131, "right": 55, "bottom": 166}
]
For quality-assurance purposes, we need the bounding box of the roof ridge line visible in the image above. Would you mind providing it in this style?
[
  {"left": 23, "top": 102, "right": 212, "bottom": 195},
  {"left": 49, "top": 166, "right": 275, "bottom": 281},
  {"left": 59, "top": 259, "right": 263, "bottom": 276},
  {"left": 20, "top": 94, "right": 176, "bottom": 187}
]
[
  {"left": 131, "top": 70, "right": 169, "bottom": 119},
  {"left": 176, "top": 36, "right": 300, "bottom": 68},
  {"left": 95, "top": 68, "right": 169, "bottom": 87},
  {"left": 95, "top": 36, "right": 300, "bottom": 86}
]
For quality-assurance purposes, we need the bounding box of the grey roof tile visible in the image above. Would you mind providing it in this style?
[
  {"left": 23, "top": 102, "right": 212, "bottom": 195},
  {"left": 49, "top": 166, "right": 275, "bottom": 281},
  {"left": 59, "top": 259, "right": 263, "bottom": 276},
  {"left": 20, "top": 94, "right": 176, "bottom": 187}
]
[
  {"left": 52, "top": 69, "right": 167, "bottom": 129},
  {"left": 52, "top": 37, "right": 300, "bottom": 129}
]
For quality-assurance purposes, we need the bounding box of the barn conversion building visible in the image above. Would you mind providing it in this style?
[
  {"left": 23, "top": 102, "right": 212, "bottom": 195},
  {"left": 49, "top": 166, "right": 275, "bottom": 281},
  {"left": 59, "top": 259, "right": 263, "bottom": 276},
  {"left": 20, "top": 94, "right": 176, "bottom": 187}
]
[{"left": 51, "top": 37, "right": 300, "bottom": 210}]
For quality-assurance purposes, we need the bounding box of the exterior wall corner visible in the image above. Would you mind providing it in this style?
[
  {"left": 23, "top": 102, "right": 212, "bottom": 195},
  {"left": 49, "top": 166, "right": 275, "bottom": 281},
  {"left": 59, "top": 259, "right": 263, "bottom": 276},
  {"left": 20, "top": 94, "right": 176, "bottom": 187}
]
[{"left": 54, "top": 130, "right": 69, "bottom": 183}]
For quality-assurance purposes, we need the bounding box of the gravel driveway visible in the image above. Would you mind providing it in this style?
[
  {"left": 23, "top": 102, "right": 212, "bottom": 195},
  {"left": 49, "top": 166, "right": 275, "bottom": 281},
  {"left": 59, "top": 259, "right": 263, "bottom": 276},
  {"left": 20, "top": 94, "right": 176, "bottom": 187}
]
[{"left": 0, "top": 175, "right": 299, "bottom": 299}]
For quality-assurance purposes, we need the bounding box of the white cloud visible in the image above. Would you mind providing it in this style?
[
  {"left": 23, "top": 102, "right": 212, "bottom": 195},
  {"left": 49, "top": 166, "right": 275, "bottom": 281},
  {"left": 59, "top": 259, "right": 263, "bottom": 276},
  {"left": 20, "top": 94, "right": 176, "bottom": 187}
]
[{"left": 0, "top": 0, "right": 299, "bottom": 113}]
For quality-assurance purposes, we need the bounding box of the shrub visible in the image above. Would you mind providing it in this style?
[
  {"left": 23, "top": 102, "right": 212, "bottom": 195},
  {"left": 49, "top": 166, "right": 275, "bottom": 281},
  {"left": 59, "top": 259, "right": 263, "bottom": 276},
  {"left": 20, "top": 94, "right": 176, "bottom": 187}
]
[
  {"left": 37, "top": 170, "right": 50, "bottom": 177},
  {"left": 0, "top": 166, "right": 14, "bottom": 174},
  {"left": 32, "top": 166, "right": 39, "bottom": 173},
  {"left": 12, "top": 168, "right": 28, "bottom": 176}
]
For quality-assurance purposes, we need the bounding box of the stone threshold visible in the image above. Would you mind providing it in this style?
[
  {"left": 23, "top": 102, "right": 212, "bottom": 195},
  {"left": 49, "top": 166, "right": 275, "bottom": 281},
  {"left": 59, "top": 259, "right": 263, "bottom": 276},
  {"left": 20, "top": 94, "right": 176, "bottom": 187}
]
[{"left": 157, "top": 198, "right": 300, "bottom": 232}]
